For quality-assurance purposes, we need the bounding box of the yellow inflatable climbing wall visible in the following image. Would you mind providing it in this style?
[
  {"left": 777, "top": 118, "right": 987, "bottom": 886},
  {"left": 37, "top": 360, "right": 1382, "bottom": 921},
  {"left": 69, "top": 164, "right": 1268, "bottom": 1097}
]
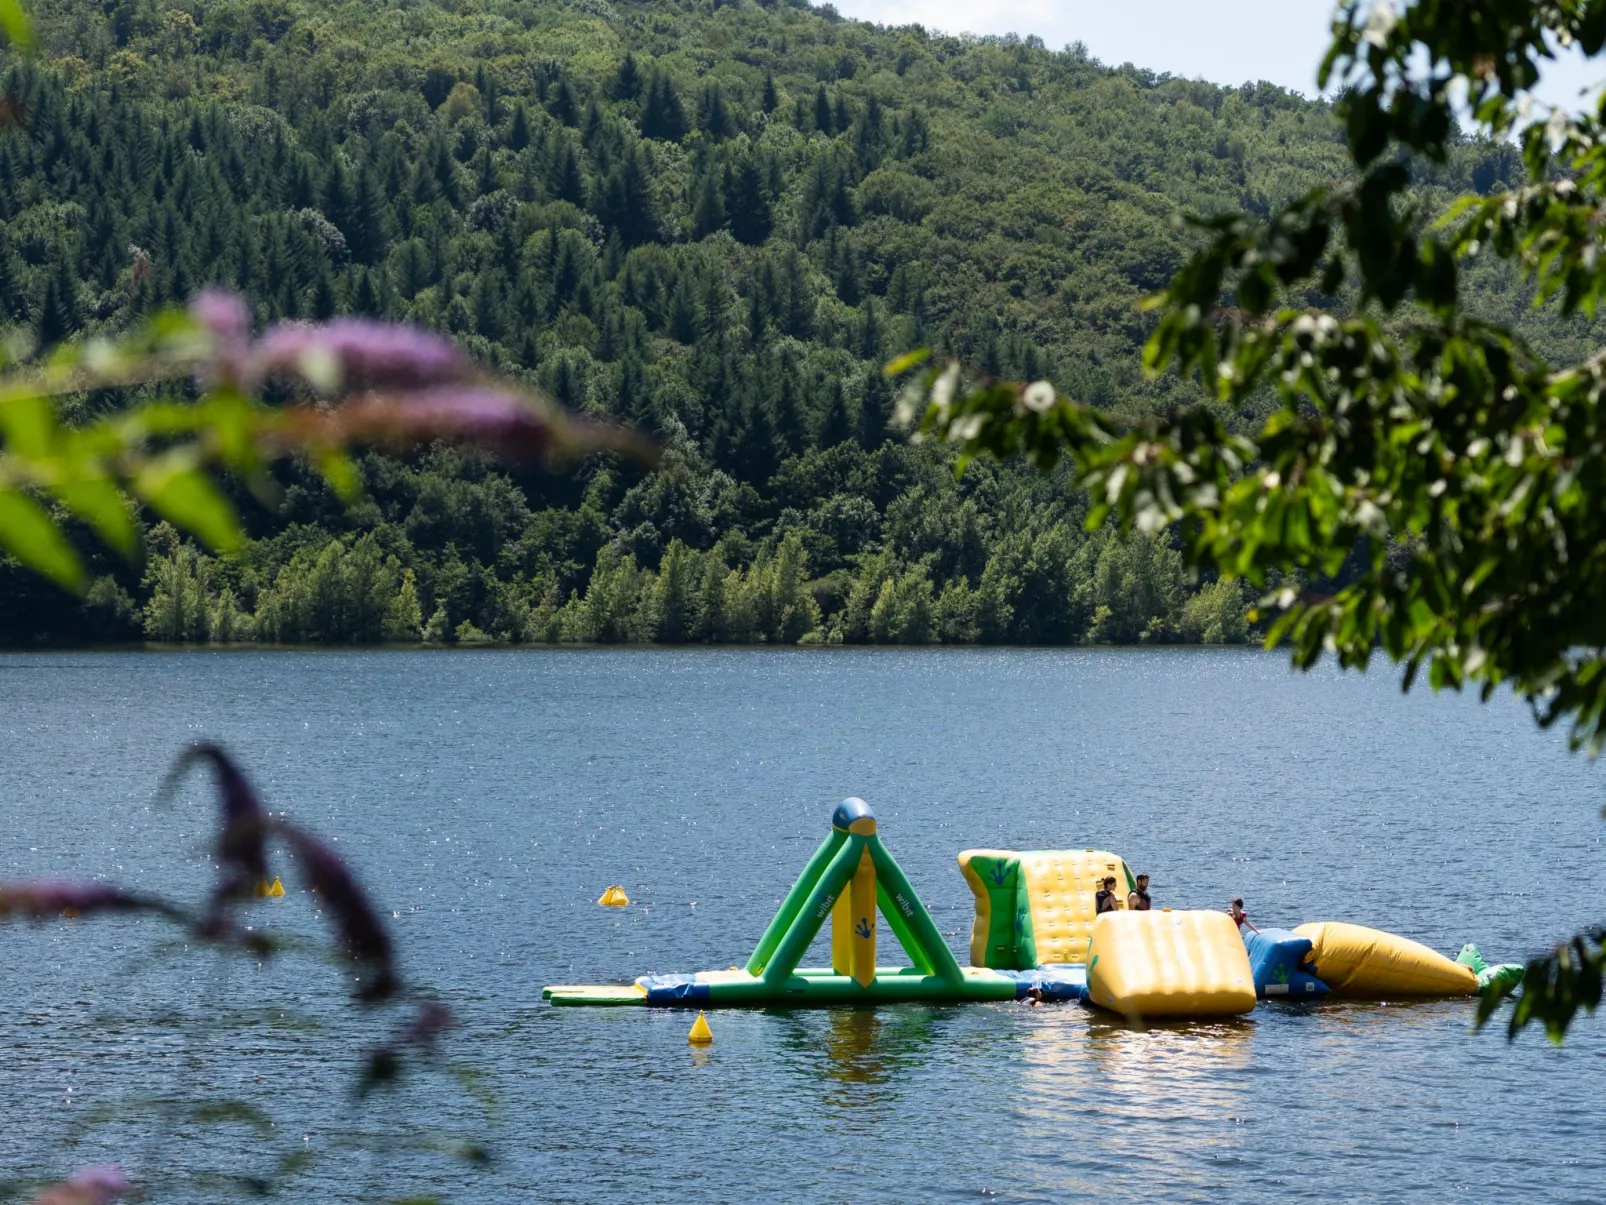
[{"left": 958, "top": 848, "right": 1134, "bottom": 969}]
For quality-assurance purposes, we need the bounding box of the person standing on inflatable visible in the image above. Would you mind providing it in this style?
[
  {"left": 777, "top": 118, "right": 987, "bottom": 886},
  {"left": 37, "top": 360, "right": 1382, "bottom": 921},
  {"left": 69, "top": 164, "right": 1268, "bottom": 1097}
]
[
  {"left": 1128, "top": 873, "right": 1152, "bottom": 911},
  {"left": 1228, "top": 898, "right": 1259, "bottom": 933},
  {"left": 1095, "top": 876, "right": 1121, "bottom": 915}
]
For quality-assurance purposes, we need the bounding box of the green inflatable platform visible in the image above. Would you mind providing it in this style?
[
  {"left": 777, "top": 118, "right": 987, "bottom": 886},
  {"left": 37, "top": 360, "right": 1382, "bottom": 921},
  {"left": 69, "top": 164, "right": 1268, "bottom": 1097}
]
[{"left": 543, "top": 799, "right": 1069, "bottom": 1008}]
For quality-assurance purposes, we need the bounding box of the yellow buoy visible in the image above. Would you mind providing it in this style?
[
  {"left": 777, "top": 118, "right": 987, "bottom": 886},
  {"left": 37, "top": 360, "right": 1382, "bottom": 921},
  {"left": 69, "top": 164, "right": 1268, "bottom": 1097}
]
[
  {"left": 255, "top": 877, "right": 285, "bottom": 899},
  {"left": 687, "top": 1011, "right": 713, "bottom": 1044},
  {"left": 598, "top": 885, "right": 630, "bottom": 907},
  {"left": 61, "top": 906, "right": 79, "bottom": 919}
]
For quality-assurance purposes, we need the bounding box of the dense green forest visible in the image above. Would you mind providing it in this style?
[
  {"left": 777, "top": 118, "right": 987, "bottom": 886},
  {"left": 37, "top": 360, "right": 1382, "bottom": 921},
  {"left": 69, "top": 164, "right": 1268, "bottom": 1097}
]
[{"left": 0, "top": 0, "right": 1576, "bottom": 645}]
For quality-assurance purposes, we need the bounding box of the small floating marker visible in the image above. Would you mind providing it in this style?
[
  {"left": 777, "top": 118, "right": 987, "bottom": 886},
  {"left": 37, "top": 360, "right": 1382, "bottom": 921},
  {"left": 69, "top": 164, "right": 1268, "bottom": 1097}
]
[
  {"left": 598, "top": 885, "right": 629, "bottom": 907},
  {"left": 61, "top": 906, "right": 79, "bottom": 919},
  {"left": 255, "top": 877, "right": 285, "bottom": 899},
  {"left": 687, "top": 1011, "right": 713, "bottom": 1045}
]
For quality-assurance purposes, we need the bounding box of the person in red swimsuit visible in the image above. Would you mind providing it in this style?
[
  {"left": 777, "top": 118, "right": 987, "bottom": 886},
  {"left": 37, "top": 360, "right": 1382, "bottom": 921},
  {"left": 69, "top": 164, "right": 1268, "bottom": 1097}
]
[{"left": 1228, "top": 897, "right": 1259, "bottom": 933}]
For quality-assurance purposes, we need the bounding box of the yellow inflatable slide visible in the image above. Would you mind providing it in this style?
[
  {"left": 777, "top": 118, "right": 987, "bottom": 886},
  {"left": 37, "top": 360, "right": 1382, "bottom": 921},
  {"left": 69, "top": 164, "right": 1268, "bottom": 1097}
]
[{"left": 1294, "top": 921, "right": 1478, "bottom": 996}]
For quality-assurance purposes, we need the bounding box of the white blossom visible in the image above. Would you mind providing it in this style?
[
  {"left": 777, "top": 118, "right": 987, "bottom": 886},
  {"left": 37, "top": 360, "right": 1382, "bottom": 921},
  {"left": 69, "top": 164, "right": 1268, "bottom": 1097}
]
[{"left": 1021, "top": 380, "right": 1056, "bottom": 413}]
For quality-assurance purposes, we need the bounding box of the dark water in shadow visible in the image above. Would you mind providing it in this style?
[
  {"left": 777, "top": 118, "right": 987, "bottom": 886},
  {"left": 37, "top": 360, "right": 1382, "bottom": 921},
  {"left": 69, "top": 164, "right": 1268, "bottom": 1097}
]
[{"left": 0, "top": 647, "right": 1601, "bottom": 1202}]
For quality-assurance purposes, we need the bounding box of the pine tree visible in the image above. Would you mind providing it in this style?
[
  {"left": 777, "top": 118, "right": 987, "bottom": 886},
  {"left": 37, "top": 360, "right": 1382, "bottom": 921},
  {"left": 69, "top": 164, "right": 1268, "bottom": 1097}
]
[
  {"left": 598, "top": 143, "right": 658, "bottom": 246},
  {"left": 725, "top": 158, "right": 771, "bottom": 246},
  {"left": 697, "top": 81, "right": 733, "bottom": 139},
  {"left": 309, "top": 268, "right": 337, "bottom": 319},
  {"left": 668, "top": 279, "right": 700, "bottom": 344},
  {"left": 859, "top": 297, "right": 882, "bottom": 361},
  {"left": 761, "top": 71, "right": 779, "bottom": 114},
  {"left": 613, "top": 52, "right": 643, "bottom": 102},
  {"left": 349, "top": 164, "right": 386, "bottom": 265},
  {"left": 36, "top": 254, "right": 79, "bottom": 349},
  {"left": 734, "top": 394, "right": 779, "bottom": 484},
  {"left": 817, "top": 377, "right": 852, "bottom": 448},
  {"left": 0, "top": 246, "right": 23, "bottom": 322},
  {"left": 691, "top": 166, "right": 727, "bottom": 239},
  {"left": 508, "top": 101, "right": 531, "bottom": 151},
  {"left": 857, "top": 370, "right": 891, "bottom": 448},
  {"left": 641, "top": 71, "right": 688, "bottom": 142},
  {"left": 549, "top": 138, "right": 585, "bottom": 206},
  {"left": 549, "top": 78, "right": 579, "bottom": 127},
  {"left": 773, "top": 363, "right": 805, "bottom": 457},
  {"left": 813, "top": 85, "right": 834, "bottom": 135}
]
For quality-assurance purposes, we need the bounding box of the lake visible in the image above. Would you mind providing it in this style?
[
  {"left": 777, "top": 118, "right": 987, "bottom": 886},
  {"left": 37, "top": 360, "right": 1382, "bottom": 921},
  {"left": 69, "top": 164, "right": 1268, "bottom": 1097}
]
[{"left": 0, "top": 648, "right": 1602, "bottom": 1203}]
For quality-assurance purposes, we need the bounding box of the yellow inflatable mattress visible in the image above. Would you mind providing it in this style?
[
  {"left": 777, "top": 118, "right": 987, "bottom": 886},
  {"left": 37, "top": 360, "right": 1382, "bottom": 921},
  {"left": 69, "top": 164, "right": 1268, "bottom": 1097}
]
[
  {"left": 1086, "top": 909, "right": 1256, "bottom": 1019},
  {"left": 1293, "top": 921, "right": 1478, "bottom": 996}
]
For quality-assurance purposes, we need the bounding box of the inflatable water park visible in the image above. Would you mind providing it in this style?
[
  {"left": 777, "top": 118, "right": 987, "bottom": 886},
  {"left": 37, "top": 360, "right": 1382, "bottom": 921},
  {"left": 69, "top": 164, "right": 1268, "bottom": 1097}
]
[{"left": 544, "top": 799, "right": 1523, "bottom": 1019}]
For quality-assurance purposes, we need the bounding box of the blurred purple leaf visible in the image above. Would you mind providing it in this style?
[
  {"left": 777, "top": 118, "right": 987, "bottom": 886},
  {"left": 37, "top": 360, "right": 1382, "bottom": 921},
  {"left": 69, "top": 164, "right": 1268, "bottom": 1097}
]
[
  {"left": 0, "top": 881, "right": 169, "bottom": 920},
  {"left": 287, "top": 386, "right": 657, "bottom": 466},
  {"left": 159, "top": 744, "right": 270, "bottom": 929},
  {"left": 279, "top": 824, "right": 398, "bottom": 1003}
]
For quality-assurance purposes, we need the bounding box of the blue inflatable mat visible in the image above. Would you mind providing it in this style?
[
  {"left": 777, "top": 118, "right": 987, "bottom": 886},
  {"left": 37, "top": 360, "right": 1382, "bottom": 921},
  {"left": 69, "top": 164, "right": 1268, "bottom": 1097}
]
[
  {"left": 1242, "top": 928, "right": 1329, "bottom": 999},
  {"left": 1001, "top": 965, "right": 1089, "bottom": 1002}
]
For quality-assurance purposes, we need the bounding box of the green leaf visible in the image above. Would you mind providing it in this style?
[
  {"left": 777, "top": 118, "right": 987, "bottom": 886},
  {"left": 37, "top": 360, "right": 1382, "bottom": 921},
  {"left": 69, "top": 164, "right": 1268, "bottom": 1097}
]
[
  {"left": 882, "top": 347, "right": 931, "bottom": 377},
  {"left": 133, "top": 455, "right": 243, "bottom": 554},
  {"left": 0, "top": 394, "right": 57, "bottom": 457},
  {"left": 0, "top": 489, "right": 82, "bottom": 590},
  {"left": 0, "top": 0, "right": 31, "bottom": 50},
  {"left": 52, "top": 478, "right": 138, "bottom": 558}
]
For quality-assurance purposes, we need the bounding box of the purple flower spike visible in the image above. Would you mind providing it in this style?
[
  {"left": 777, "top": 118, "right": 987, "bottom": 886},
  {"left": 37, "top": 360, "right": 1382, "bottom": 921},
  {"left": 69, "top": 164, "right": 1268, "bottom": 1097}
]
[
  {"left": 280, "top": 824, "right": 397, "bottom": 1003},
  {"left": 32, "top": 1164, "right": 128, "bottom": 1205},
  {"left": 0, "top": 881, "right": 149, "bottom": 919},
  {"left": 251, "top": 319, "right": 472, "bottom": 392},
  {"left": 190, "top": 289, "right": 251, "bottom": 358}
]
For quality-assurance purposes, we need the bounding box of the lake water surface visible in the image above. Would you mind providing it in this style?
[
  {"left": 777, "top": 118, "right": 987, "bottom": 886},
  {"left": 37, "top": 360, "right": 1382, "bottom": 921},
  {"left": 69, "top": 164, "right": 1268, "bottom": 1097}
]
[{"left": 0, "top": 648, "right": 1602, "bottom": 1203}]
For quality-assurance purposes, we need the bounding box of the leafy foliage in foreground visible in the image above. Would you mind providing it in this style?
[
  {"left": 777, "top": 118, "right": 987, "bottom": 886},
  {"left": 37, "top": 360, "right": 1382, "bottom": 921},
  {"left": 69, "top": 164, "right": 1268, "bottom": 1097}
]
[
  {"left": 0, "top": 0, "right": 1567, "bottom": 645},
  {"left": 902, "top": 0, "right": 1606, "bottom": 1037}
]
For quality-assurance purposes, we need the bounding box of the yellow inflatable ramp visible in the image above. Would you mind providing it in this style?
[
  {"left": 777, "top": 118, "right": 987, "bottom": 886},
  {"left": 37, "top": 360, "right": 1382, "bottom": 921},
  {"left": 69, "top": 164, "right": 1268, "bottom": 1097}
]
[
  {"left": 1086, "top": 910, "right": 1256, "bottom": 1019},
  {"left": 1294, "top": 922, "right": 1478, "bottom": 996}
]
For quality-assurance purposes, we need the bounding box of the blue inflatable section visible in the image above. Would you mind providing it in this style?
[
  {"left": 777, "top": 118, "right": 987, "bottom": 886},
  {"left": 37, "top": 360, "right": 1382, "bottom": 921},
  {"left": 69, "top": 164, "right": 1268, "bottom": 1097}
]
[
  {"left": 1000, "top": 964, "right": 1089, "bottom": 1002},
  {"left": 1242, "top": 928, "right": 1329, "bottom": 999}
]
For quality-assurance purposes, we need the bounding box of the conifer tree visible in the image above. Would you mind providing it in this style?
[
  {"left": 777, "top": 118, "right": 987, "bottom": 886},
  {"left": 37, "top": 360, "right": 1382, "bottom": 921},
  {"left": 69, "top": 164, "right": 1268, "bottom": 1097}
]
[
  {"left": 598, "top": 143, "right": 658, "bottom": 246},
  {"left": 640, "top": 71, "right": 688, "bottom": 142},
  {"left": 762, "top": 71, "right": 779, "bottom": 114},
  {"left": 691, "top": 166, "right": 727, "bottom": 239},
  {"left": 817, "top": 376, "right": 852, "bottom": 448},
  {"left": 698, "top": 81, "right": 734, "bottom": 139},
  {"left": 773, "top": 362, "right": 805, "bottom": 457},
  {"left": 36, "top": 254, "right": 79, "bottom": 349},
  {"left": 813, "top": 85, "right": 833, "bottom": 135},
  {"left": 508, "top": 102, "right": 531, "bottom": 151},
  {"left": 857, "top": 369, "right": 891, "bottom": 449},
  {"left": 725, "top": 158, "right": 771, "bottom": 246},
  {"left": 612, "top": 52, "right": 643, "bottom": 102},
  {"left": 549, "top": 78, "right": 579, "bottom": 127}
]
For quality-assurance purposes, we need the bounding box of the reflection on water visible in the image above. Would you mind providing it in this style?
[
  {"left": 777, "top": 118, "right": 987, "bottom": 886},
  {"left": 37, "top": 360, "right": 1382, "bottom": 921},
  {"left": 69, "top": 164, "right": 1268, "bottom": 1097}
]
[{"left": 1, "top": 648, "right": 1604, "bottom": 1203}]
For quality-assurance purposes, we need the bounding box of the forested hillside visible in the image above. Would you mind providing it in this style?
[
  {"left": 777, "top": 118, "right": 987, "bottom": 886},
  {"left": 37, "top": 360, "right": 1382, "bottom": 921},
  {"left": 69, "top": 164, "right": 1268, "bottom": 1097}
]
[{"left": 0, "top": 0, "right": 1567, "bottom": 645}]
